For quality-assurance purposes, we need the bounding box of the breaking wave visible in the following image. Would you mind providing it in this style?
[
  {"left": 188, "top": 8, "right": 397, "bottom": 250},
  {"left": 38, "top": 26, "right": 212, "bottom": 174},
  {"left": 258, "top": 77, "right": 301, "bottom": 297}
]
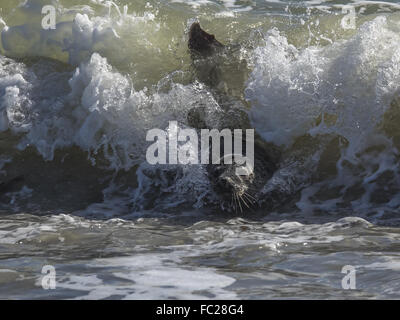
[{"left": 1, "top": 0, "right": 400, "bottom": 223}]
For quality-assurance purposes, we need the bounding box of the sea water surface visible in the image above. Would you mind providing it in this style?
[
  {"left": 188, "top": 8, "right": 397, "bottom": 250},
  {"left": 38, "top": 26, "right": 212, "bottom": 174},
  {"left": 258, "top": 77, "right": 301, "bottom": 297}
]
[{"left": 0, "top": 0, "right": 400, "bottom": 299}]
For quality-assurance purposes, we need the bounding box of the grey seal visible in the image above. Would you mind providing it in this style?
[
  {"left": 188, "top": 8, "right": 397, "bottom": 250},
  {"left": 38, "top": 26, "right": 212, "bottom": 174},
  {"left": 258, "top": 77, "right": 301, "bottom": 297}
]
[{"left": 187, "top": 23, "right": 281, "bottom": 213}]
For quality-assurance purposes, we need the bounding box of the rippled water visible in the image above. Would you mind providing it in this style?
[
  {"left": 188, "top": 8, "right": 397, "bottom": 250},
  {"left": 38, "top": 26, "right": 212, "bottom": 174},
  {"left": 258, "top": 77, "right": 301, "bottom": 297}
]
[
  {"left": 1, "top": 0, "right": 400, "bottom": 299},
  {"left": 1, "top": 213, "right": 400, "bottom": 299}
]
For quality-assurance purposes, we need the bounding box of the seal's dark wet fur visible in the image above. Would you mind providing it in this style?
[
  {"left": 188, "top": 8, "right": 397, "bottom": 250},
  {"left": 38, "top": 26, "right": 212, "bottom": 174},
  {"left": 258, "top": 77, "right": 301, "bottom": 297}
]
[
  {"left": 188, "top": 22, "right": 224, "bottom": 56},
  {"left": 187, "top": 23, "right": 280, "bottom": 213},
  {"left": 0, "top": 176, "right": 24, "bottom": 195}
]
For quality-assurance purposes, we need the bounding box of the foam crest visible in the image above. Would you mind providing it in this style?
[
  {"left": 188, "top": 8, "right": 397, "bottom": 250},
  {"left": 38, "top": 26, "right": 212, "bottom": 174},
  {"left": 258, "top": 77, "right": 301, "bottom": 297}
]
[
  {"left": 1, "top": 53, "right": 224, "bottom": 172},
  {"left": 246, "top": 17, "right": 400, "bottom": 212},
  {"left": 247, "top": 17, "right": 400, "bottom": 151}
]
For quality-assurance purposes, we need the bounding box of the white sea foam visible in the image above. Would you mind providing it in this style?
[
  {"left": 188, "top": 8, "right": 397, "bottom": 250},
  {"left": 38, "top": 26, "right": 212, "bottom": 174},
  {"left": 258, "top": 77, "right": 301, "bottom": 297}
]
[
  {"left": 52, "top": 252, "right": 236, "bottom": 299},
  {"left": 246, "top": 16, "right": 400, "bottom": 149},
  {"left": 0, "top": 50, "right": 224, "bottom": 210},
  {"left": 0, "top": 52, "right": 221, "bottom": 169},
  {"left": 245, "top": 16, "right": 400, "bottom": 212}
]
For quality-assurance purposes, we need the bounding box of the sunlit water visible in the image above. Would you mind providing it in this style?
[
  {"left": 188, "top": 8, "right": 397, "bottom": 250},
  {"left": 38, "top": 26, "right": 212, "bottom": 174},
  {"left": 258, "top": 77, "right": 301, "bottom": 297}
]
[{"left": 1, "top": 0, "right": 400, "bottom": 299}]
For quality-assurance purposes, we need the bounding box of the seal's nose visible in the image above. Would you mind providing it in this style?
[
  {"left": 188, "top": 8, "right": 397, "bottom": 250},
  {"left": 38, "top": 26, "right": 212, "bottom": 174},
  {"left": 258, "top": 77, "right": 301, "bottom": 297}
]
[
  {"left": 217, "top": 176, "right": 235, "bottom": 195},
  {"left": 188, "top": 22, "right": 224, "bottom": 55},
  {"left": 189, "top": 22, "right": 201, "bottom": 35}
]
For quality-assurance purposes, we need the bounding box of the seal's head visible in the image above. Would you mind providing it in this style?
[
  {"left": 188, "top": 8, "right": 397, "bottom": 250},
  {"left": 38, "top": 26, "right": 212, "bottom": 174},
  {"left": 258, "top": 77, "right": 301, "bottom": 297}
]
[
  {"left": 209, "top": 159, "right": 257, "bottom": 213},
  {"left": 188, "top": 22, "right": 224, "bottom": 56},
  {"left": 207, "top": 137, "right": 281, "bottom": 213}
]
